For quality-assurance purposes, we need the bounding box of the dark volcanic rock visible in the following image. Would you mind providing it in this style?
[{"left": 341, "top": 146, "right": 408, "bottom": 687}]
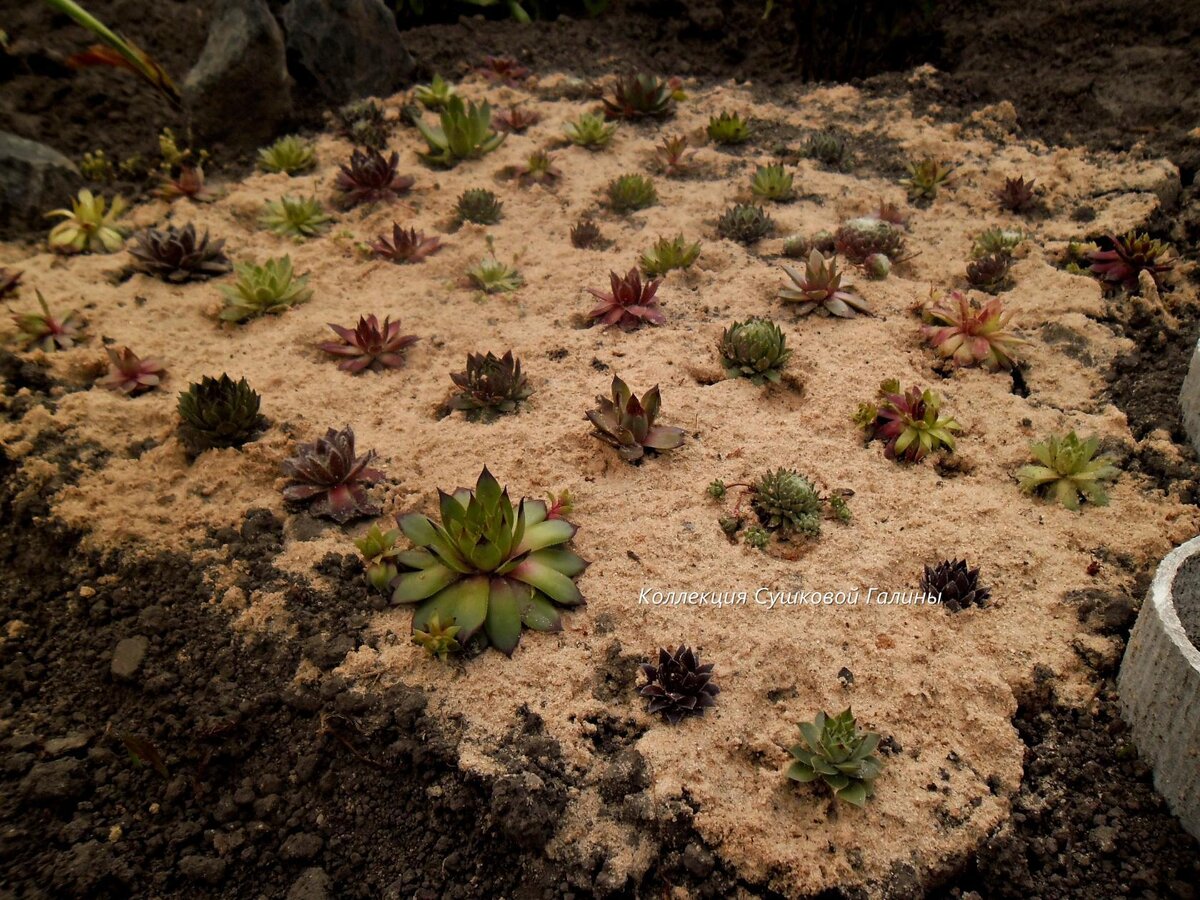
[{"left": 0, "top": 132, "right": 80, "bottom": 238}]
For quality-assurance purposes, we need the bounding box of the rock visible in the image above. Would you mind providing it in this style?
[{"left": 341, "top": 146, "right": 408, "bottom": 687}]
[
  {"left": 22, "top": 757, "right": 88, "bottom": 804},
  {"left": 111, "top": 636, "right": 149, "bottom": 680},
  {"left": 178, "top": 854, "right": 228, "bottom": 884},
  {"left": 43, "top": 732, "right": 92, "bottom": 757},
  {"left": 280, "top": 832, "right": 324, "bottom": 861},
  {"left": 0, "top": 131, "right": 81, "bottom": 238},
  {"left": 287, "top": 867, "right": 333, "bottom": 900},
  {"left": 183, "top": 0, "right": 292, "bottom": 148},
  {"left": 683, "top": 841, "right": 715, "bottom": 878},
  {"left": 281, "top": 0, "right": 415, "bottom": 104}
]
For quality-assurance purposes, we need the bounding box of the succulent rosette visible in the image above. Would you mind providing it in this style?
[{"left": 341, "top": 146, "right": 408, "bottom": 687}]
[{"left": 392, "top": 468, "right": 588, "bottom": 655}]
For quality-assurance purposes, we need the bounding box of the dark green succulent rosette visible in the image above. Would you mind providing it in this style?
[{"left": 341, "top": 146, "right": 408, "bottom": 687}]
[{"left": 392, "top": 468, "right": 588, "bottom": 656}]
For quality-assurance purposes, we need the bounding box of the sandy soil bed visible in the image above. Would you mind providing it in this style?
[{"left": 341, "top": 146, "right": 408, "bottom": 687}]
[{"left": 2, "top": 74, "right": 1196, "bottom": 896}]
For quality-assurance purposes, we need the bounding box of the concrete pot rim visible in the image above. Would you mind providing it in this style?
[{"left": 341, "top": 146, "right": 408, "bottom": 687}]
[{"left": 1148, "top": 534, "right": 1200, "bottom": 667}]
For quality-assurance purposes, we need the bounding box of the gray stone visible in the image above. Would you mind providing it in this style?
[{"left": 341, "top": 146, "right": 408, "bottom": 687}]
[
  {"left": 22, "top": 757, "right": 88, "bottom": 804},
  {"left": 43, "top": 732, "right": 92, "bottom": 757},
  {"left": 287, "top": 867, "right": 332, "bottom": 900},
  {"left": 282, "top": 0, "right": 415, "bottom": 105},
  {"left": 111, "top": 635, "right": 149, "bottom": 680},
  {"left": 1181, "top": 335, "right": 1200, "bottom": 455},
  {"left": 183, "top": 0, "right": 292, "bottom": 148},
  {"left": 0, "top": 132, "right": 80, "bottom": 238}
]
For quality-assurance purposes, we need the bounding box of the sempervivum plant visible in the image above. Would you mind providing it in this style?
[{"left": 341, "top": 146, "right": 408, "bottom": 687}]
[
  {"left": 602, "top": 73, "right": 676, "bottom": 120},
  {"left": 564, "top": 112, "right": 618, "bottom": 150},
  {"left": 606, "top": 174, "right": 657, "bottom": 213},
  {"left": 159, "top": 166, "right": 217, "bottom": 203},
  {"left": 177, "top": 375, "right": 265, "bottom": 456},
  {"left": 335, "top": 148, "right": 415, "bottom": 209},
  {"left": 720, "top": 317, "right": 790, "bottom": 385},
  {"left": 221, "top": 258, "right": 311, "bottom": 325},
  {"left": 454, "top": 189, "right": 503, "bottom": 226},
  {"left": 505, "top": 151, "right": 562, "bottom": 188},
  {"left": 11, "top": 292, "right": 84, "bottom": 351},
  {"left": 707, "top": 111, "right": 751, "bottom": 145},
  {"left": 449, "top": 350, "right": 532, "bottom": 421},
  {"left": 129, "top": 224, "right": 231, "bottom": 283},
  {"left": 834, "top": 217, "right": 907, "bottom": 265},
  {"left": 655, "top": 135, "right": 697, "bottom": 177},
  {"left": 779, "top": 251, "right": 870, "bottom": 318},
  {"left": 1017, "top": 432, "right": 1118, "bottom": 511},
  {"left": 97, "top": 346, "right": 165, "bottom": 396},
  {"left": 335, "top": 99, "right": 390, "bottom": 150},
  {"left": 371, "top": 224, "right": 443, "bottom": 264},
  {"left": 415, "top": 96, "right": 505, "bottom": 167},
  {"left": 391, "top": 467, "right": 589, "bottom": 655},
  {"left": 717, "top": 204, "right": 773, "bottom": 244},
  {"left": 414, "top": 74, "right": 456, "bottom": 109},
  {"left": 587, "top": 376, "right": 685, "bottom": 462},
  {"left": 804, "top": 131, "right": 846, "bottom": 166},
  {"left": 972, "top": 227, "right": 1024, "bottom": 259},
  {"left": 921, "top": 291, "right": 1024, "bottom": 371},
  {"left": 854, "top": 379, "right": 960, "bottom": 463},
  {"left": 751, "top": 468, "right": 824, "bottom": 536},
  {"left": 47, "top": 190, "right": 128, "bottom": 254},
  {"left": 787, "top": 709, "right": 884, "bottom": 807},
  {"left": 257, "top": 135, "right": 316, "bottom": 175},
  {"left": 921, "top": 559, "right": 991, "bottom": 611},
  {"left": 750, "top": 164, "right": 794, "bottom": 202},
  {"left": 355, "top": 523, "right": 403, "bottom": 593},
  {"left": 587, "top": 269, "right": 665, "bottom": 329},
  {"left": 260, "top": 196, "right": 332, "bottom": 240},
  {"left": 281, "top": 426, "right": 382, "bottom": 524},
  {"left": 493, "top": 104, "right": 540, "bottom": 134},
  {"left": 994, "top": 175, "right": 1038, "bottom": 213},
  {"left": 478, "top": 55, "right": 530, "bottom": 86},
  {"left": 412, "top": 615, "right": 462, "bottom": 661},
  {"left": 639, "top": 646, "right": 719, "bottom": 725},
  {"left": 571, "top": 218, "right": 605, "bottom": 250},
  {"left": 965, "top": 253, "right": 1014, "bottom": 293},
  {"left": 319, "top": 315, "right": 418, "bottom": 373},
  {"left": 901, "top": 157, "right": 954, "bottom": 200},
  {"left": 640, "top": 234, "right": 700, "bottom": 277},
  {"left": 1088, "top": 231, "right": 1174, "bottom": 291},
  {"left": 467, "top": 256, "right": 523, "bottom": 294}
]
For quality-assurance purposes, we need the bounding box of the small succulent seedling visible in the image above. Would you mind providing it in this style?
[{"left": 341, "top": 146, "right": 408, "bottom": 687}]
[
  {"left": 96, "top": 346, "right": 164, "bottom": 396},
  {"left": 257, "top": 135, "right": 317, "bottom": 175},
  {"left": 260, "top": 196, "right": 332, "bottom": 240},
  {"left": 834, "top": 217, "right": 907, "bottom": 265},
  {"left": 901, "top": 157, "right": 955, "bottom": 200},
  {"left": 415, "top": 96, "right": 505, "bottom": 168},
  {"left": 587, "top": 269, "right": 665, "bottom": 329},
  {"left": 371, "top": 224, "right": 443, "bottom": 264},
  {"left": 1017, "top": 432, "right": 1118, "bottom": 511},
  {"left": 640, "top": 234, "right": 700, "bottom": 277},
  {"left": 717, "top": 204, "right": 773, "bottom": 243},
  {"left": 602, "top": 74, "right": 676, "bottom": 120},
  {"left": 864, "top": 254, "right": 890, "bottom": 280},
  {"left": 921, "top": 291, "right": 1024, "bottom": 371},
  {"left": 334, "top": 99, "right": 390, "bottom": 150},
  {"left": 412, "top": 614, "right": 462, "bottom": 661},
  {"left": 803, "top": 131, "right": 846, "bottom": 166},
  {"left": 570, "top": 218, "right": 604, "bottom": 249},
  {"left": 0, "top": 267, "right": 21, "bottom": 301},
  {"left": 505, "top": 150, "right": 562, "bottom": 188},
  {"left": 455, "top": 188, "right": 503, "bottom": 226},
  {"left": 750, "top": 164, "right": 794, "bottom": 202},
  {"left": 654, "top": 135, "right": 697, "bottom": 177},
  {"left": 177, "top": 374, "right": 265, "bottom": 456},
  {"left": 744, "top": 525, "right": 770, "bottom": 549},
  {"left": 751, "top": 468, "right": 825, "bottom": 535},
  {"left": 779, "top": 251, "right": 870, "bottom": 318},
  {"left": 639, "top": 646, "right": 719, "bottom": 724},
  {"left": 605, "top": 174, "right": 657, "bottom": 213},
  {"left": 129, "top": 224, "right": 232, "bottom": 283},
  {"left": 564, "top": 112, "right": 618, "bottom": 150},
  {"left": 355, "top": 523, "right": 404, "bottom": 593},
  {"left": 11, "top": 291, "right": 84, "bottom": 351},
  {"left": 281, "top": 426, "right": 382, "bottom": 524},
  {"left": 787, "top": 709, "right": 883, "bottom": 807},
  {"left": 719, "top": 317, "right": 790, "bottom": 385},
  {"left": 391, "top": 467, "right": 588, "bottom": 655},
  {"left": 478, "top": 55, "right": 530, "bottom": 86},
  {"left": 219, "top": 256, "right": 312, "bottom": 324},
  {"left": 1088, "top": 231, "right": 1174, "bottom": 291},
  {"left": 782, "top": 236, "right": 809, "bottom": 259},
  {"left": 414, "top": 73, "right": 457, "bottom": 109},
  {"left": 972, "top": 227, "right": 1024, "bottom": 259},
  {"left": 706, "top": 111, "right": 751, "bottom": 145},
  {"left": 335, "top": 148, "right": 415, "bottom": 209},
  {"left": 966, "top": 253, "right": 1013, "bottom": 292},
  {"left": 449, "top": 350, "right": 532, "bottom": 421},
  {"left": 80, "top": 150, "right": 115, "bottom": 182},
  {"left": 493, "top": 104, "right": 540, "bottom": 134},
  {"left": 855, "top": 379, "right": 960, "bottom": 463},
  {"left": 921, "top": 559, "right": 990, "bottom": 611},
  {"left": 158, "top": 165, "right": 217, "bottom": 203},
  {"left": 995, "top": 176, "right": 1038, "bottom": 213},
  {"left": 587, "top": 376, "right": 685, "bottom": 462},
  {"left": 467, "top": 256, "right": 523, "bottom": 294},
  {"left": 546, "top": 490, "right": 574, "bottom": 519},
  {"left": 46, "top": 189, "right": 128, "bottom": 254},
  {"left": 320, "top": 315, "right": 418, "bottom": 373}
]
